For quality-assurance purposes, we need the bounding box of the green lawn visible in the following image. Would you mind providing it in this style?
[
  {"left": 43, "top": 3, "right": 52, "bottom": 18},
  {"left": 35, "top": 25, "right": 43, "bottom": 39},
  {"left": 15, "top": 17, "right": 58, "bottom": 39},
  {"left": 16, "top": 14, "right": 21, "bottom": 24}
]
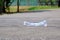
[{"left": 28, "top": 6, "right": 59, "bottom": 11}]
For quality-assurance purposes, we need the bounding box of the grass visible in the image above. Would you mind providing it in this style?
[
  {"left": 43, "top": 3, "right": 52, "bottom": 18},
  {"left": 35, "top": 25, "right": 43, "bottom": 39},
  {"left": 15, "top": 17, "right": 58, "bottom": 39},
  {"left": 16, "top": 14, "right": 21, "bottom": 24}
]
[
  {"left": 6, "top": 6, "right": 59, "bottom": 12},
  {"left": 28, "top": 6, "right": 59, "bottom": 11},
  {"left": 6, "top": 6, "right": 31, "bottom": 12}
]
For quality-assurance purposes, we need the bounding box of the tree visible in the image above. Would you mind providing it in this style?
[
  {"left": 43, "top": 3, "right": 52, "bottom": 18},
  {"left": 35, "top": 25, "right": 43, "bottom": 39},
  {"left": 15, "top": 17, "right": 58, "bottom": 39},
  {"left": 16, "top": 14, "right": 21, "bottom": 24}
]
[
  {"left": 1, "top": 0, "right": 13, "bottom": 13},
  {"left": 2, "top": 0, "right": 11, "bottom": 13}
]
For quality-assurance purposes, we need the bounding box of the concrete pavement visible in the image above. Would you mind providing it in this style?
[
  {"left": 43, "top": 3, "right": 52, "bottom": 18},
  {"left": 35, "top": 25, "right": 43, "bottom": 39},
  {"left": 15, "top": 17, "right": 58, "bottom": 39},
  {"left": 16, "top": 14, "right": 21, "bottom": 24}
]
[{"left": 0, "top": 9, "right": 60, "bottom": 40}]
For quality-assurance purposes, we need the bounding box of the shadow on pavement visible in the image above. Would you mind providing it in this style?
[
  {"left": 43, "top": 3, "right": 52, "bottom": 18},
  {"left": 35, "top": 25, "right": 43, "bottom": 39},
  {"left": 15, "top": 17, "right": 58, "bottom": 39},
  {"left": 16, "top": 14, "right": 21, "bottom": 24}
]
[
  {"left": 19, "top": 10, "right": 51, "bottom": 13},
  {"left": 0, "top": 10, "right": 51, "bottom": 15}
]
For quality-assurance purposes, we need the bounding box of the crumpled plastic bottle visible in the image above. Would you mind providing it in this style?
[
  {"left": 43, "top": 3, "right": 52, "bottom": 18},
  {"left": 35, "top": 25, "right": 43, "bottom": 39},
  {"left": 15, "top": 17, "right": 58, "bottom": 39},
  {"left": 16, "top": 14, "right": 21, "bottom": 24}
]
[{"left": 24, "top": 20, "right": 47, "bottom": 27}]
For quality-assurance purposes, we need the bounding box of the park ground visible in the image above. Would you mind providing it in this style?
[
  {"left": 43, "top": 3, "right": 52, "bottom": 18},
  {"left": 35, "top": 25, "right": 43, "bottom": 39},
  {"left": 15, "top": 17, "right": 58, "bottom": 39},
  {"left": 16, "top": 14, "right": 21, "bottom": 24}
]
[
  {"left": 6, "top": 6, "right": 59, "bottom": 12},
  {"left": 0, "top": 9, "right": 60, "bottom": 40}
]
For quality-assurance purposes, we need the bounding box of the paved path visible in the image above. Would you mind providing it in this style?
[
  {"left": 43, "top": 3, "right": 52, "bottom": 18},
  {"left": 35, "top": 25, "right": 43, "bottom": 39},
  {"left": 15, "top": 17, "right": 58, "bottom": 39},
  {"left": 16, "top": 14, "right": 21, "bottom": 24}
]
[{"left": 0, "top": 9, "right": 60, "bottom": 40}]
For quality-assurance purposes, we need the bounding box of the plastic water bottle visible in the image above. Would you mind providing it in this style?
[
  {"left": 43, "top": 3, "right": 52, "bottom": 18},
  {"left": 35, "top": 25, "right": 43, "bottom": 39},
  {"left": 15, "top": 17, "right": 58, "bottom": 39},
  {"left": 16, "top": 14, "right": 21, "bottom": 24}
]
[{"left": 24, "top": 20, "right": 47, "bottom": 27}]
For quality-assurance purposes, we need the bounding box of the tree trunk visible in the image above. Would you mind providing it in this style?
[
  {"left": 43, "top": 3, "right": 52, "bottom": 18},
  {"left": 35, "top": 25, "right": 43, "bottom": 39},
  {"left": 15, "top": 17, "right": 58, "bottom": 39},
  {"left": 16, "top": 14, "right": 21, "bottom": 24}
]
[
  {"left": 17, "top": 0, "right": 19, "bottom": 12},
  {"left": 0, "top": 0, "right": 6, "bottom": 13},
  {"left": 3, "top": 0, "right": 6, "bottom": 13},
  {"left": 50, "top": 0, "right": 53, "bottom": 5},
  {"left": 58, "top": 0, "right": 60, "bottom": 7},
  {"left": 38, "top": 0, "right": 41, "bottom": 5},
  {"left": 0, "top": 0, "right": 3, "bottom": 13}
]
